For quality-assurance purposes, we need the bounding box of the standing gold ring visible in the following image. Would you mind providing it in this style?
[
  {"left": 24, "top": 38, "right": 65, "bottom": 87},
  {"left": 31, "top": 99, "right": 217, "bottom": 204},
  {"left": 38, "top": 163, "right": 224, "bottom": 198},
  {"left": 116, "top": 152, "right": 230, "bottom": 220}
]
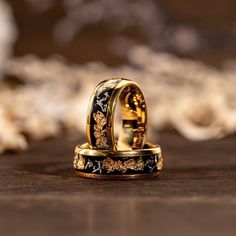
[{"left": 86, "top": 78, "right": 147, "bottom": 151}]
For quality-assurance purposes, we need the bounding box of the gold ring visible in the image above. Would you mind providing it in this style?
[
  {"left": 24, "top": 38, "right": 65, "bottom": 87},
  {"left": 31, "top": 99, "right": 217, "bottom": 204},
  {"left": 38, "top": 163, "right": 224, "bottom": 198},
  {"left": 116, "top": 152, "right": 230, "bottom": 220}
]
[
  {"left": 73, "top": 143, "right": 163, "bottom": 179},
  {"left": 86, "top": 78, "right": 147, "bottom": 151}
]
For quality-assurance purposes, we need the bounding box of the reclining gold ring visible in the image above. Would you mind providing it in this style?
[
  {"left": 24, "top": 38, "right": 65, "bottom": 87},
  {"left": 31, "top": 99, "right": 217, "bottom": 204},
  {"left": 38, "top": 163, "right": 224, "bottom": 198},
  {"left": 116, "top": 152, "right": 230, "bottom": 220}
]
[
  {"left": 73, "top": 143, "right": 163, "bottom": 179},
  {"left": 86, "top": 78, "right": 147, "bottom": 151}
]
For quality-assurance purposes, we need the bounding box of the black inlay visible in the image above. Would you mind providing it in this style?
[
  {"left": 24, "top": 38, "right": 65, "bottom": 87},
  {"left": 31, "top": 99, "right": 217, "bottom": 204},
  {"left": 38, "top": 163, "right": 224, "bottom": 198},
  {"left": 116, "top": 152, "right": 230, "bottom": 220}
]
[
  {"left": 79, "top": 154, "right": 160, "bottom": 175},
  {"left": 89, "top": 80, "right": 121, "bottom": 149}
]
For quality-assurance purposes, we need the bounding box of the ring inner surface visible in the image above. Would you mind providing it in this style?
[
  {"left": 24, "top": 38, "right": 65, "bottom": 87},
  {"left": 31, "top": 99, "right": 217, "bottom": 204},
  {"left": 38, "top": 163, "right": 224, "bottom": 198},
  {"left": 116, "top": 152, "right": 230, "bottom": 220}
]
[{"left": 117, "top": 85, "right": 147, "bottom": 150}]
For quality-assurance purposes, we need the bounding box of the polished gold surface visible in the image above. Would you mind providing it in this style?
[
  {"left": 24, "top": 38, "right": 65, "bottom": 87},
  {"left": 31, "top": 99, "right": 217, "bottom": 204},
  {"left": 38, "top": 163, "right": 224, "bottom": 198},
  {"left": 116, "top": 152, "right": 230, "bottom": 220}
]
[
  {"left": 75, "top": 172, "right": 161, "bottom": 180},
  {"left": 76, "top": 78, "right": 162, "bottom": 179},
  {"left": 86, "top": 78, "right": 147, "bottom": 151},
  {"left": 75, "top": 143, "right": 161, "bottom": 157},
  {"left": 73, "top": 142, "right": 163, "bottom": 179}
]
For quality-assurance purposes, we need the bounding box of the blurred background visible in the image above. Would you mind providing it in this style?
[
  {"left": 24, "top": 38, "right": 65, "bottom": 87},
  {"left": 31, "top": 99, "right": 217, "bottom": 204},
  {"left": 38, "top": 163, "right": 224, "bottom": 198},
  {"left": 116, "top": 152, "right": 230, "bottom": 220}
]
[
  {"left": 0, "top": 2, "right": 236, "bottom": 236},
  {"left": 1, "top": 0, "right": 236, "bottom": 153}
]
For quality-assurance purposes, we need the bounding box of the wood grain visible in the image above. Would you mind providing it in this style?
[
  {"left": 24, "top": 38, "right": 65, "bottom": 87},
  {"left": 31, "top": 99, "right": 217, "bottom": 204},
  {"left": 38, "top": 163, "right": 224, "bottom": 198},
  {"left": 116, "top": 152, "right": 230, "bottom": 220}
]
[{"left": 0, "top": 133, "right": 235, "bottom": 236}]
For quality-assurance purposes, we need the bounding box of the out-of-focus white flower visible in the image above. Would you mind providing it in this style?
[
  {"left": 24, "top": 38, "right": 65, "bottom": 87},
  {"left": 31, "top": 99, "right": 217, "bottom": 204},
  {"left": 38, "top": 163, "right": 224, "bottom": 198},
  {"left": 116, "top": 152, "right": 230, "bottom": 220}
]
[{"left": 0, "top": 0, "right": 17, "bottom": 79}]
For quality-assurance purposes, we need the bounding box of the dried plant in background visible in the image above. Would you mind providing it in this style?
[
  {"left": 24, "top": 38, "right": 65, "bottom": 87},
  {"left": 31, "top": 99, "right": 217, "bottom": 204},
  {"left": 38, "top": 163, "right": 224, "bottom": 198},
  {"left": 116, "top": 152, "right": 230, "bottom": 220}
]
[
  {"left": 0, "top": 0, "right": 236, "bottom": 153},
  {"left": 0, "top": 45, "right": 235, "bottom": 153},
  {"left": 25, "top": 0, "right": 202, "bottom": 54},
  {"left": 0, "top": 0, "right": 17, "bottom": 79},
  {"left": 0, "top": 0, "right": 18, "bottom": 153}
]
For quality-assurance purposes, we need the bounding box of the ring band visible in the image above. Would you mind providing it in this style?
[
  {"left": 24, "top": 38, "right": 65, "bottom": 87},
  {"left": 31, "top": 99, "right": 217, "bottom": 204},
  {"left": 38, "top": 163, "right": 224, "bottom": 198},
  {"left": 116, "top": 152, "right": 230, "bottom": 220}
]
[
  {"left": 73, "top": 143, "right": 163, "bottom": 179},
  {"left": 86, "top": 78, "right": 147, "bottom": 151},
  {"left": 73, "top": 78, "right": 163, "bottom": 180}
]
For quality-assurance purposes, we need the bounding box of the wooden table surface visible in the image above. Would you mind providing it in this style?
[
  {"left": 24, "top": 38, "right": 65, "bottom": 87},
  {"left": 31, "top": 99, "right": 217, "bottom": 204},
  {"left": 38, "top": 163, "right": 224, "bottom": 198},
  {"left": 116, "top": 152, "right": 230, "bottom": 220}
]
[{"left": 0, "top": 132, "right": 235, "bottom": 236}]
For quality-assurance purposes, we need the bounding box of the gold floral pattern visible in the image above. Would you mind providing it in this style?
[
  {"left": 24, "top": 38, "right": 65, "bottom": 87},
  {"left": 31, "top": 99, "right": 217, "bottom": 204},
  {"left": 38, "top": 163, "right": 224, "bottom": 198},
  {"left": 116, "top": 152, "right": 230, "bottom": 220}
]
[
  {"left": 73, "top": 152, "right": 162, "bottom": 175},
  {"left": 90, "top": 79, "right": 122, "bottom": 148},
  {"left": 102, "top": 157, "right": 145, "bottom": 173},
  {"left": 73, "top": 154, "right": 85, "bottom": 170},
  {"left": 156, "top": 156, "right": 163, "bottom": 170},
  {"left": 93, "top": 111, "right": 109, "bottom": 148}
]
